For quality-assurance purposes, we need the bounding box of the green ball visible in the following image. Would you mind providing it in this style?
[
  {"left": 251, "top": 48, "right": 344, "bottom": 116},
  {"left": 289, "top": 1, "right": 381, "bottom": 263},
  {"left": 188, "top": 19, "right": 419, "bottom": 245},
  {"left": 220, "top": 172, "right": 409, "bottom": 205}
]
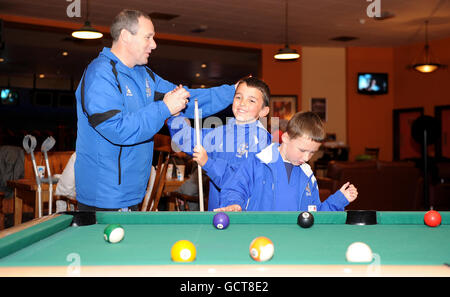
[{"left": 104, "top": 224, "right": 125, "bottom": 243}]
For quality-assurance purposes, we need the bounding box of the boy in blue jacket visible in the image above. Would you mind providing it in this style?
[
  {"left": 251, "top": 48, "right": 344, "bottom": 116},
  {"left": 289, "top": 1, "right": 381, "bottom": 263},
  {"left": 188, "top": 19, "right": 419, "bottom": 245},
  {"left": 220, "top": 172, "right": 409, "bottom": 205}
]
[
  {"left": 215, "top": 111, "right": 358, "bottom": 212},
  {"left": 167, "top": 77, "right": 272, "bottom": 210}
]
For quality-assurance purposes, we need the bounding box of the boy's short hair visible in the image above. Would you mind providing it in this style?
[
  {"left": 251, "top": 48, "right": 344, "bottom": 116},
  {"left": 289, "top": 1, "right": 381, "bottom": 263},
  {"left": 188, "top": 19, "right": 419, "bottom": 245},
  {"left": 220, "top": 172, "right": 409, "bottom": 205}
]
[
  {"left": 111, "top": 9, "right": 151, "bottom": 41},
  {"left": 286, "top": 111, "right": 325, "bottom": 142},
  {"left": 237, "top": 77, "right": 270, "bottom": 107}
]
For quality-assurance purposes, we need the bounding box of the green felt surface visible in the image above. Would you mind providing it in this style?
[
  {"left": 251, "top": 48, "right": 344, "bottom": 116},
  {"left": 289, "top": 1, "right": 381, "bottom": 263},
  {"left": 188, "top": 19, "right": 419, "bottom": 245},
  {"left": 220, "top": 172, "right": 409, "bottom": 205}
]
[{"left": 0, "top": 211, "right": 449, "bottom": 267}]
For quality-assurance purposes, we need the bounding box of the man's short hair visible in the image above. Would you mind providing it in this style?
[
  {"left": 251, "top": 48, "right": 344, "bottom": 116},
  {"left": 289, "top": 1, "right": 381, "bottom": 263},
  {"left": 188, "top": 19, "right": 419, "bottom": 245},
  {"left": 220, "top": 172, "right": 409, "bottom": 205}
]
[
  {"left": 286, "top": 111, "right": 325, "bottom": 142},
  {"left": 236, "top": 77, "right": 271, "bottom": 107},
  {"left": 110, "top": 9, "right": 151, "bottom": 41}
]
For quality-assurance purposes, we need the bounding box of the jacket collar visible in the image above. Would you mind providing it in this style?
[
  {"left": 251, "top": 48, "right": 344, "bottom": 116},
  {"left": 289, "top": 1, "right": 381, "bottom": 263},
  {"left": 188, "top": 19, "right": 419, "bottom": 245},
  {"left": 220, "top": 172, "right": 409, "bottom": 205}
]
[
  {"left": 227, "top": 118, "right": 269, "bottom": 132},
  {"left": 256, "top": 143, "right": 279, "bottom": 164},
  {"left": 99, "top": 47, "right": 136, "bottom": 76},
  {"left": 256, "top": 142, "right": 313, "bottom": 178},
  {"left": 100, "top": 47, "right": 120, "bottom": 63}
]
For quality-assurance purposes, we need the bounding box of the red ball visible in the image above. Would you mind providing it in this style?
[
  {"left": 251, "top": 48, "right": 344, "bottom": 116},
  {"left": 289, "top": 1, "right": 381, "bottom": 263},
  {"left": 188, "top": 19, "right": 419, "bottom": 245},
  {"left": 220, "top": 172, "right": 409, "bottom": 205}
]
[{"left": 424, "top": 210, "right": 442, "bottom": 227}]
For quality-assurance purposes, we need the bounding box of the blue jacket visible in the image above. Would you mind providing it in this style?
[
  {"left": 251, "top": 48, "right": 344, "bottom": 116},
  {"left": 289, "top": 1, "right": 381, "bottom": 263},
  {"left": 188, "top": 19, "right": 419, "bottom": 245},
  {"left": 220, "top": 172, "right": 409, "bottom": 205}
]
[
  {"left": 219, "top": 143, "right": 349, "bottom": 211},
  {"left": 167, "top": 116, "right": 272, "bottom": 210},
  {"left": 75, "top": 47, "right": 235, "bottom": 208}
]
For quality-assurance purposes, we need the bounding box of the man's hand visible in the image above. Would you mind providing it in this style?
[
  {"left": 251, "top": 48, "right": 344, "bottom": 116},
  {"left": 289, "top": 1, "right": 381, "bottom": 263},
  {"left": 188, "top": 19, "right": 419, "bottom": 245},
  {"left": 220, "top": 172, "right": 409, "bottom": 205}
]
[
  {"left": 164, "top": 84, "right": 190, "bottom": 115},
  {"left": 193, "top": 145, "right": 208, "bottom": 167},
  {"left": 339, "top": 182, "right": 358, "bottom": 203},
  {"left": 214, "top": 204, "right": 242, "bottom": 212}
]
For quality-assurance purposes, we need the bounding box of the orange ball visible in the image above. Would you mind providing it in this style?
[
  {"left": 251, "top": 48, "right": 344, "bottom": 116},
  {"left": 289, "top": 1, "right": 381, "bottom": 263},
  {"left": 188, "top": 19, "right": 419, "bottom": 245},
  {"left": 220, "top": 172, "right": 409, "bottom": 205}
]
[
  {"left": 249, "top": 236, "right": 274, "bottom": 262},
  {"left": 424, "top": 210, "right": 442, "bottom": 227}
]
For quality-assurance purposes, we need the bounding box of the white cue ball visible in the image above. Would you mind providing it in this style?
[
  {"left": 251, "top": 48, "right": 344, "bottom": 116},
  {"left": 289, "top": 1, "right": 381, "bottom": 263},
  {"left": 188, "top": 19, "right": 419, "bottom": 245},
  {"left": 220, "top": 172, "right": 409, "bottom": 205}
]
[{"left": 345, "top": 242, "right": 373, "bottom": 263}]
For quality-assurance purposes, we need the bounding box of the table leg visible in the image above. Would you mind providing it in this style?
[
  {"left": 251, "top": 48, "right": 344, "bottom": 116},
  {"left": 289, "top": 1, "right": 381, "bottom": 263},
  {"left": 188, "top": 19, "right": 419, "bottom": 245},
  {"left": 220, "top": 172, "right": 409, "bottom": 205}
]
[
  {"left": 14, "top": 188, "right": 23, "bottom": 226},
  {"left": 168, "top": 195, "right": 176, "bottom": 211}
]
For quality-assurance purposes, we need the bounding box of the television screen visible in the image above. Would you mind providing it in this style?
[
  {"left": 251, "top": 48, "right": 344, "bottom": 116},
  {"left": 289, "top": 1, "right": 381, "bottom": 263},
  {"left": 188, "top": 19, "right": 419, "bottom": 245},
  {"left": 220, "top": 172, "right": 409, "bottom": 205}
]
[
  {"left": 0, "top": 88, "right": 19, "bottom": 105},
  {"left": 357, "top": 73, "right": 388, "bottom": 95}
]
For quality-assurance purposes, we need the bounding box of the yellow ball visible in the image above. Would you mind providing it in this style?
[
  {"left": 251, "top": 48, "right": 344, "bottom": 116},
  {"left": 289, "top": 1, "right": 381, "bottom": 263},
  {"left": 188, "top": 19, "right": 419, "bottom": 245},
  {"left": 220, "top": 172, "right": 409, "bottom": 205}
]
[
  {"left": 171, "top": 240, "right": 196, "bottom": 262},
  {"left": 249, "top": 236, "right": 274, "bottom": 262}
]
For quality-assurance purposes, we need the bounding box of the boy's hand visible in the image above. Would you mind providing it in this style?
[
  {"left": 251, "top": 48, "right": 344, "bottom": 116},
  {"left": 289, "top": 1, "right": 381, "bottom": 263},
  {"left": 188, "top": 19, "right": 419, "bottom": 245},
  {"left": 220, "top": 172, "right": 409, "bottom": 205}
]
[
  {"left": 339, "top": 182, "right": 358, "bottom": 203},
  {"left": 193, "top": 145, "right": 208, "bottom": 167},
  {"left": 214, "top": 204, "right": 242, "bottom": 212}
]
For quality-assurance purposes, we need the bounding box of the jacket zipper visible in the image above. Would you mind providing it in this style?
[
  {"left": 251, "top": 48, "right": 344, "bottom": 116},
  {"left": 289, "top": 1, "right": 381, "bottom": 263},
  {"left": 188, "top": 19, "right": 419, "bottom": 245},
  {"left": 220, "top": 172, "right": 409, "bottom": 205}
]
[{"left": 118, "top": 146, "right": 122, "bottom": 185}]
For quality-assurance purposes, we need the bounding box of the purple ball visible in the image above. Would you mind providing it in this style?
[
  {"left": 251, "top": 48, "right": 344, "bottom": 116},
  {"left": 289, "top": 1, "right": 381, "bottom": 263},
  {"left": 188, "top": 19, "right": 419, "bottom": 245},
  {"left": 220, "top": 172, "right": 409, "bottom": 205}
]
[{"left": 213, "top": 212, "right": 230, "bottom": 230}]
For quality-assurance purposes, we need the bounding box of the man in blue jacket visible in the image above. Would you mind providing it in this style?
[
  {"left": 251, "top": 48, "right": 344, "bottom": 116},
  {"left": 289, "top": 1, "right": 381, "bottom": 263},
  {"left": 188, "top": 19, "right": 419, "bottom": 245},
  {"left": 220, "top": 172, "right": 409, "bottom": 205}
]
[
  {"left": 75, "top": 9, "right": 235, "bottom": 211},
  {"left": 216, "top": 112, "right": 358, "bottom": 212}
]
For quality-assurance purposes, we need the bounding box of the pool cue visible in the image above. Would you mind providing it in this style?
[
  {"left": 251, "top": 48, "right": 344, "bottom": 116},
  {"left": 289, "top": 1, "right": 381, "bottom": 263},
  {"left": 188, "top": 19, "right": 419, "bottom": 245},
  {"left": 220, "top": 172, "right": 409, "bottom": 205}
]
[{"left": 194, "top": 99, "right": 204, "bottom": 212}]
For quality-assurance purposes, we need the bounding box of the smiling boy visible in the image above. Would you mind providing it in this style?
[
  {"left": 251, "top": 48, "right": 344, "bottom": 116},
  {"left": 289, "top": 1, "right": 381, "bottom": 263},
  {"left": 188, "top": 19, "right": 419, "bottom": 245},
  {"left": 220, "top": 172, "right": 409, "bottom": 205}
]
[{"left": 168, "top": 77, "right": 272, "bottom": 210}]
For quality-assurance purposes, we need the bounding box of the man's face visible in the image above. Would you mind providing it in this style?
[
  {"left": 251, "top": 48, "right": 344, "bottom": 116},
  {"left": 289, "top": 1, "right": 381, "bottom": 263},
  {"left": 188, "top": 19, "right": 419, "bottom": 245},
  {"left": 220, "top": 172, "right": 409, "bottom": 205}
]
[
  {"left": 128, "top": 17, "right": 157, "bottom": 66},
  {"left": 281, "top": 134, "right": 321, "bottom": 166},
  {"left": 232, "top": 82, "right": 269, "bottom": 124}
]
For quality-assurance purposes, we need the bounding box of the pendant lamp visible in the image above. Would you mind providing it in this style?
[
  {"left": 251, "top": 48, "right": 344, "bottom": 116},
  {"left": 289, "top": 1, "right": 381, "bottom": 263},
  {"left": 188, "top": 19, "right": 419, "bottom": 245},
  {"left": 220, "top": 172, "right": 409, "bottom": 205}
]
[
  {"left": 72, "top": 0, "right": 103, "bottom": 40},
  {"left": 411, "top": 20, "right": 444, "bottom": 73},
  {"left": 274, "top": 0, "right": 299, "bottom": 60}
]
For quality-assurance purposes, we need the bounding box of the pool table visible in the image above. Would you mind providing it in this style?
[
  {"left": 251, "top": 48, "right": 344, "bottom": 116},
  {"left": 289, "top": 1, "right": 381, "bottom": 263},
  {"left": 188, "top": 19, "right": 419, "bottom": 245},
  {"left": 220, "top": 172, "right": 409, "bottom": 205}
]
[{"left": 0, "top": 211, "right": 449, "bottom": 276}]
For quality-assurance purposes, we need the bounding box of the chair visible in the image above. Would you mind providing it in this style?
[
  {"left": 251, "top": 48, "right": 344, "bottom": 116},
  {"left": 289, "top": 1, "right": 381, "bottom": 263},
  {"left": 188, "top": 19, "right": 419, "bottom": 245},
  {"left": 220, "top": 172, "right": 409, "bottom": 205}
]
[
  {"left": 0, "top": 145, "right": 25, "bottom": 229},
  {"left": 170, "top": 192, "right": 208, "bottom": 211},
  {"left": 364, "top": 147, "right": 379, "bottom": 160},
  {"left": 169, "top": 174, "right": 209, "bottom": 211},
  {"left": 56, "top": 195, "right": 78, "bottom": 211},
  {"left": 141, "top": 152, "right": 170, "bottom": 211}
]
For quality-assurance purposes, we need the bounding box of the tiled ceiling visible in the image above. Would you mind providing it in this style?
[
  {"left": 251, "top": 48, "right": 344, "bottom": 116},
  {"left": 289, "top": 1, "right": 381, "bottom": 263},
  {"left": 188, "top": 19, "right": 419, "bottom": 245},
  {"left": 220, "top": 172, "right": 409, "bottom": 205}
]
[{"left": 0, "top": 0, "right": 449, "bottom": 85}]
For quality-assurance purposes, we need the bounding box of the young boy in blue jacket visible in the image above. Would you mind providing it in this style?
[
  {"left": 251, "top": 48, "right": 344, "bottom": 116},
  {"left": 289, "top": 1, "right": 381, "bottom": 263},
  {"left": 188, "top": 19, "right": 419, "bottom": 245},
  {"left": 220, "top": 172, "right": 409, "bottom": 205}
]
[
  {"left": 215, "top": 111, "right": 358, "bottom": 212},
  {"left": 167, "top": 77, "right": 272, "bottom": 210}
]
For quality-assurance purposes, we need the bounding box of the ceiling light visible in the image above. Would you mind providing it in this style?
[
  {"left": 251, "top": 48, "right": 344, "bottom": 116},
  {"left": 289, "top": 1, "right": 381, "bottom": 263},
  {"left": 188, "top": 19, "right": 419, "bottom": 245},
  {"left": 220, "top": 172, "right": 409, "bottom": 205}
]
[
  {"left": 39, "top": 74, "right": 45, "bottom": 79},
  {"left": 274, "top": 0, "right": 300, "bottom": 61},
  {"left": 72, "top": 21, "right": 103, "bottom": 39},
  {"left": 274, "top": 46, "right": 300, "bottom": 60},
  {"left": 411, "top": 20, "right": 445, "bottom": 74},
  {"left": 72, "top": 0, "right": 103, "bottom": 40}
]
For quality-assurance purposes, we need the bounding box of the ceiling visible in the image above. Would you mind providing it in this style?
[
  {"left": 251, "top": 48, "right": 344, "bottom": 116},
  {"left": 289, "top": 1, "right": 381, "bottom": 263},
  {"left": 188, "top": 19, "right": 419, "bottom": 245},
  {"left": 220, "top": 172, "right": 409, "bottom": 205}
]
[{"left": 0, "top": 0, "right": 449, "bottom": 86}]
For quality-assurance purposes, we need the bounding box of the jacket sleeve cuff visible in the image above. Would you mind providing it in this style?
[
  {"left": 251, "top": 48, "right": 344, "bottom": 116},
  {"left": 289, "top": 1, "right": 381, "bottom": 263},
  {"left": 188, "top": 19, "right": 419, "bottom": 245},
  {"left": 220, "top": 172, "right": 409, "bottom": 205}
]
[
  {"left": 331, "top": 190, "right": 350, "bottom": 208},
  {"left": 159, "top": 100, "right": 172, "bottom": 120},
  {"left": 202, "top": 158, "right": 214, "bottom": 172}
]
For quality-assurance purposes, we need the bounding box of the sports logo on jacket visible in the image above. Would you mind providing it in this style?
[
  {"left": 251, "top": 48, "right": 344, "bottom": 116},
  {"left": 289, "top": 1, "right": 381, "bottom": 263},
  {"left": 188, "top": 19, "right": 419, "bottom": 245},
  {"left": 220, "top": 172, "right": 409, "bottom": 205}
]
[
  {"left": 236, "top": 143, "right": 249, "bottom": 158},
  {"left": 305, "top": 182, "right": 312, "bottom": 196},
  {"left": 125, "top": 85, "right": 133, "bottom": 96}
]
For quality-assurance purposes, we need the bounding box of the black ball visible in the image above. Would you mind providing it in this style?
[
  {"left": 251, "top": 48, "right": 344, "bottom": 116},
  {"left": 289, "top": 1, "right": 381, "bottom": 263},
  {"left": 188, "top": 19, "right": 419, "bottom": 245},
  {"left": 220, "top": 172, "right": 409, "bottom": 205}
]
[{"left": 297, "top": 211, "right": 314, "bottom": 228}]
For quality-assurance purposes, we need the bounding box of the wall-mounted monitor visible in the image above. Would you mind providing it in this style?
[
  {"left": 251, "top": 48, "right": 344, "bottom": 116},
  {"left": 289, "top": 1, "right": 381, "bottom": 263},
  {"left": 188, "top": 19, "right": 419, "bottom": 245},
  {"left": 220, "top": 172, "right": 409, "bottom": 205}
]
[
  {"left": 357, "top": 73, "right": 388, "bottom": 95},
  {"left": 0, "top": 88, "right": 19, "bottom": 105}
]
